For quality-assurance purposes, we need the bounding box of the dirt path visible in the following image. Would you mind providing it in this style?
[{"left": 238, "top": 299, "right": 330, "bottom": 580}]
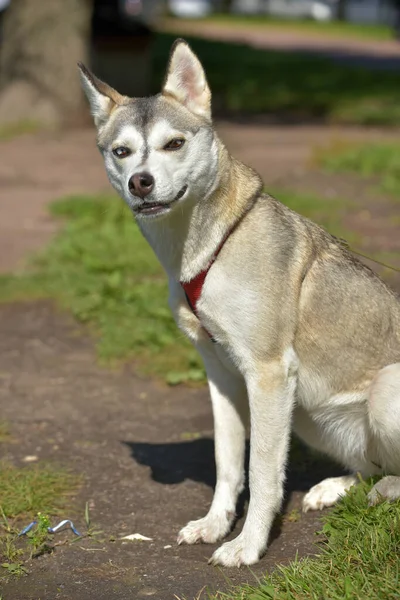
[
  {"left": 0, "top": 122, "right": 399, "bottom": 599},
  {"left": 0, "top": 130, "right": 109, "bottom": 273}
]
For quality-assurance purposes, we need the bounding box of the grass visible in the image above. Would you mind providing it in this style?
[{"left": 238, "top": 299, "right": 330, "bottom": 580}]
[
  {"left": 0, "top": 190, "right": 357, "bottom": 383},
  {"left": 153, "top": 33, "right": 400, "bottom": 124},
  {"left": 208, "top": 478, "right": 400, "bottom": 600},
  {"left": 0, "top": 422, "right": 10, "bottom": 444},
  {"left": 0, "top": 120, "right": 40, "bottom": 142},
  {"left": 167, "top": 14, "right": 393, "bottom": 41},
  {"left": 0, "top": 461, "right": 80, "bottom": 577},
  {"left": 0, "top": 462, "right": 78, "bottom": 520},
  {"left": 318, "top": 142, "right": 400, "bottom": 198}
]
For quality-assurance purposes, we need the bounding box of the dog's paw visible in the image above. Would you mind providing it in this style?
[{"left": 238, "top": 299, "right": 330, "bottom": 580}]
[
  {"left": 368, "top": 476, "right": 400, "bottom": 506},
  {"left": 177, "top": 512, "right": 233, "bottom": 545},
  {"left": 208, "top": 533, "right": 261, "bottom": 567},
  {"left": 302, "top": 475, "right": 357, "bottom": 512}
]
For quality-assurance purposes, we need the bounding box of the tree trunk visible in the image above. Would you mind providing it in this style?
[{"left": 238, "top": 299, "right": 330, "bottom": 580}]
[{"left": 0, "top": 0, "right": 92, "bottom": 128}]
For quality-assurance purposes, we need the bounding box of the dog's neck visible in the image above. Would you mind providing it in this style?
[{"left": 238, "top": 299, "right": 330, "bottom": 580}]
[{"left": 137, "top": 138, "right": 263, "bottom": 282}]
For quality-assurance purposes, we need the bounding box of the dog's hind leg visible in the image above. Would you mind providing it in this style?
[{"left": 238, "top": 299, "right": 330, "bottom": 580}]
[
  {"left": 177, "top": 350, "right": 248, "bottom": 545},
  {"left": 303, "top": 475, "right": 358, "bottom": 512},
  {"left": 367, "top": 363, "right": 400, "bottom": 506},
  {"left": 368, "top": 476, "right": 400, "bottom": 505}
]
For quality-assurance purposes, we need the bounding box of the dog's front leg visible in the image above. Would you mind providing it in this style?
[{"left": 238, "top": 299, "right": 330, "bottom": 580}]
[
  {"left": 178, "top": 349, "right": 248, "bottom": 545},
  {"left": 210, "top": 358, "right": 296, "bottom": 567}
]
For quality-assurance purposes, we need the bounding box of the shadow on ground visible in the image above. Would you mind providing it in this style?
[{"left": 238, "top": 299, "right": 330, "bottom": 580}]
[
  {"left": 125, "top": 439, "right": 216, "bottom": 487},
  {"left": 125, "top": 437, "right": 345, "bottom": 492}
]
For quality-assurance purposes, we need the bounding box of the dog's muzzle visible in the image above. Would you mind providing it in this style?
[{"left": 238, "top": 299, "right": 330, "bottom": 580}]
[{"left": 133, "top": 185, "right": 188, "bottom": 217}]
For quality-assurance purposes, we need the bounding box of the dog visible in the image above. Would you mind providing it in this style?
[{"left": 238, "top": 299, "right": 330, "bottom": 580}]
[{"left": 79, "top": 39, "right": 400, "bottom": 567}]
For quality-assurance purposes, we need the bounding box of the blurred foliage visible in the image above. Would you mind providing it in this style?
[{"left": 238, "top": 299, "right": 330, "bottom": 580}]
[
  {"left": 153, "top": 33, "right": 400, "bottom": 124},
  {"left": 190, "top": 14, "right": 393, "bottom": 41},
  {"left": 318, "top": 142, "right": 400, "bottom": 198}
]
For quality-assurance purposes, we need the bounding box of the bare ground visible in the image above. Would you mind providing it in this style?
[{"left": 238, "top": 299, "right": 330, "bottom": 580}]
[{"left": 0, "top": 121, "right": 399, "bottom": 599}]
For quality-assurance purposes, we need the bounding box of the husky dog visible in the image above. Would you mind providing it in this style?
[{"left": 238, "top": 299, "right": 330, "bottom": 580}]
[{"left": 79, "top": 39, "right": 400, "bottom": 567}]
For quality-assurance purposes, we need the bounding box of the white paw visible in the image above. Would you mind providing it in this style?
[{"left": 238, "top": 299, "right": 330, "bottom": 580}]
[
  {"left": 209, "top": 533, "right": 261, "bottom": 567},
  {"left": 177, "top": 511, "right": 233, "bottom": 545},
  {"left": 302, "top": 476, "right": 356, "bottom": 512}
]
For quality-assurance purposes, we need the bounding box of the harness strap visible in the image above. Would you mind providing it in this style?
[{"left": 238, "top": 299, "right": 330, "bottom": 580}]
[
  {"left": 180, "top": 233, "right": 229, "bottom": 341},
  {"left": 179, "top": 192, "right": 260, "bottom": 340}
]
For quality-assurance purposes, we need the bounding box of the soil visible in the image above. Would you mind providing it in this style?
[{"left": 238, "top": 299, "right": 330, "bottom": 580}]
[{"left": 0, "top": 117, "right": 399, "bottom": 599}]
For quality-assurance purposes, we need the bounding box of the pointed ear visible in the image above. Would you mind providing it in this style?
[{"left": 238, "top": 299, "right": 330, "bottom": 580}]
[
  {"left": 78, "top": 63, "right": 126, "bottom": 128},
  {"left": 162, "top": 40, "right": 211, "bottom": 121}
]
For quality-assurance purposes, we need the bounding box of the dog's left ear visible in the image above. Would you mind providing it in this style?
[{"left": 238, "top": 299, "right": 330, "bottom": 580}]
[
  {"left": 162, "top": 39, "right": 211, "bottom": 121},
  {"left": 78, "top": 63, "right": 127, "bottom": 128}
]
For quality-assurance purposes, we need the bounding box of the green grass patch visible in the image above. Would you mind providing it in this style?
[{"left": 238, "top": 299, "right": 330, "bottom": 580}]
[
  {"left": 318, "top": 142, "right": 400, "bottom": 198},
  {"left": 0, "top": 462, "right": 80, "bottom": 576},
  {"left": 0, "top": 462, "right": 78, "bottom": 521},
  {"left": 0, "top": 422, "right": 10, "bottom": 444},
  {"left": 0, "top": 120, "right": 40, "bottom": 142},
  {"left": 168, "top": 14, "right": 393, "bottom": 41},
  {"left": 153, "top": 33, "right": 400, "bottom": 124},
  {"left": 0, "top": 190, "right": 358, "bottom": 383},
  {"left": 209, "top": 478, "right": 400, "bottom": 600}
]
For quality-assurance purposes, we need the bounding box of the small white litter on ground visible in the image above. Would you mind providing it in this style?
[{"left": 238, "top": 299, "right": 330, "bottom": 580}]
[
  {"left": 22, "top": 455, "right": 38, "bottom": 462},
  {"left": 120, "top": 533, "right": 153, "bottom": 542}
]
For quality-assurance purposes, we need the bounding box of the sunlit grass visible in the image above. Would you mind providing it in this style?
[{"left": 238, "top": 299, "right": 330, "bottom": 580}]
[
  {"left": 166, "top": 14, "right": 392, "bottom": 41},
  {"left": 0, "top": 461, "right": 80, "bottom": 579},
  {"left": 318, "top": 142, "right": 400, "bottom": 198},
  {"left": 0, "top": 462, "right": 78, "bottom": 521},
  {"left": 208, "top": 478, "right": 400, "bottom": 600}
]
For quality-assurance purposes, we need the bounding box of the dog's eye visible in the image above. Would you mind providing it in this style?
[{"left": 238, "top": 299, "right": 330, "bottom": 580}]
[
  {"left": 163, "top": 138, "right": 185, "bottom": 151},
  {"left": 113, "top": 146, "right": 131, "bottom": 158}
]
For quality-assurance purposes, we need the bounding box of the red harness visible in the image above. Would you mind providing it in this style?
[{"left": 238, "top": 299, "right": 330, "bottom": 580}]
[
  {"left": 180, "top": 235, "right": 228, "bottom": 341},
  {"left": 179, "top": 196, "right": 258, "bottom": 340}
]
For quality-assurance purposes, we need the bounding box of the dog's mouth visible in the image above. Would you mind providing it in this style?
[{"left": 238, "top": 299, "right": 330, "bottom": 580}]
[{"left": 134, "top": 185, "right": 188, "bottom": 217}]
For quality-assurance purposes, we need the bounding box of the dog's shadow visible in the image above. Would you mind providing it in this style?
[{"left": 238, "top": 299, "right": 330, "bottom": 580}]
[
  {"left": 123, "top": 437, "right": 346, "bottom": 546},
  {"left": 124, "top": 437, "right": 248, "bottom": 527},
  {"left": 123, "top": 436, "right": 345, "bottom": 507},
  {"left": 124, "top": 438, "right": 217, "bottom": 488}
]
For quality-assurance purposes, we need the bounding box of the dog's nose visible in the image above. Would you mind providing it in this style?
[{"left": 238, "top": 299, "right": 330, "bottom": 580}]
[{"left": 128, "top": 172, "right": 154, "bottom": 199}]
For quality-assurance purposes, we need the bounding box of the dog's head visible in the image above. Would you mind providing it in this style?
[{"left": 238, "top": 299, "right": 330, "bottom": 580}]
[{"left": 79, "top": 39, "right": 218, "bottom": 219}]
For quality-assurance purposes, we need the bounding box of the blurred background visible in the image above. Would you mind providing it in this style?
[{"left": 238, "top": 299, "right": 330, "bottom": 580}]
[{"left": 1, "top": 0, "right": 400, "bottom": 126}]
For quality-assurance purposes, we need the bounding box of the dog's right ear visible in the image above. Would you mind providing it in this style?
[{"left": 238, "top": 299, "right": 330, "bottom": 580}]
[
  {"left": 162, "top": 39, "right": 211, "bottom": 121},
  {"left": 78, "top": 63, "right": 126, "bottom": 128}
]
